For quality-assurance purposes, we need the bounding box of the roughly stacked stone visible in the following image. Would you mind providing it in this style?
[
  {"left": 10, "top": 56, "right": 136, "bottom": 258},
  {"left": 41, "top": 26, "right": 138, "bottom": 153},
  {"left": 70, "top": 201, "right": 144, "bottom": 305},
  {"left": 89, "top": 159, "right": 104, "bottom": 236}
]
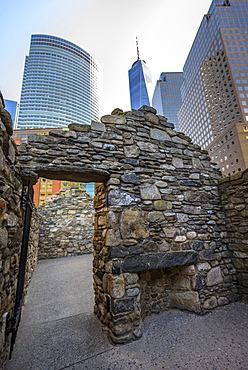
[
  {"left": 93, "top": 183, "right": 108, "bottom": 325},
  {"left": 18, "top": 105, "right": 240, "bottom": 344},
  {"left": 38, "top": 187, "right": 94, "bottom": 259},
  {"left": 219, "top": 170, "right": 248, "bottom": 303},
  {"left": 0, "top": 104, "right": 23, "bottom": 365},
  {"left": 24, "top": 207, "right": 40, "bottom": 298},
  {"left": 0, "top": 100, "right": 41, "bottom": 365},
  {"left": 0, "top": 104, "right": 40, "bottom": 365}
]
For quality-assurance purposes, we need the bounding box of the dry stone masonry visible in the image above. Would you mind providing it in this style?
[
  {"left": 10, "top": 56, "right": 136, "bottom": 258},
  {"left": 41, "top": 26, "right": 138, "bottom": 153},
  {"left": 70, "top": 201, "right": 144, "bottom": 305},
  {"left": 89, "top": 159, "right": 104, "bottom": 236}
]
[
  {"left": 18, "top": 105, "right": 241, "bottom": 344},
  {"left": 38, "top": 187, "right": 94, "bottom": 259},
  {"left": 24, "top": 207, "right": 40, "bottom": 295},
  {"left": 219, "top": 170, "right": 248, "bottom": 303},
  {"left": 0, "top": 101, "right": 39, "bottom": 365},
  {"left": 0, "top": 108, "right": 23, "bottom": 365},
  {"left": 1, "top": 98, "right": 247, "bottom": 365}
]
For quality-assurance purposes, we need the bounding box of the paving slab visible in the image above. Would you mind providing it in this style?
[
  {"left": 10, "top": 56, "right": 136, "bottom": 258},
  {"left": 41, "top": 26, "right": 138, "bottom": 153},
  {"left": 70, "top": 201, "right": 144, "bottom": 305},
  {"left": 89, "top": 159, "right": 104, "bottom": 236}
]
[
  {"left": 21, "top": 254, "right": 94, "bottom": 325},
  {"left": 4, "top": 255, "right": 248, "bottom": 370}
]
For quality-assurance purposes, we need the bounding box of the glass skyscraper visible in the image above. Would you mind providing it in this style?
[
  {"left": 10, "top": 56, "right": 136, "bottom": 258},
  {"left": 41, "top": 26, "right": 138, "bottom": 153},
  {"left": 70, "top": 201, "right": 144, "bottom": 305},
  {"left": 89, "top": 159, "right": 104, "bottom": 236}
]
[
  {"left": 178, "top": 0, "right": 248, "bottom": 176},
  {"left": 152, "top": 72, "right": 183, "bottom": 129},
  {"left": 128, "top": 58, "right": 153, "bottom": 110},
  {"left": 17, "top": 34, "right": 103, "bottom": 129},
  {"left": 5, "top": 100, "right": 19, "bottom": 128}
]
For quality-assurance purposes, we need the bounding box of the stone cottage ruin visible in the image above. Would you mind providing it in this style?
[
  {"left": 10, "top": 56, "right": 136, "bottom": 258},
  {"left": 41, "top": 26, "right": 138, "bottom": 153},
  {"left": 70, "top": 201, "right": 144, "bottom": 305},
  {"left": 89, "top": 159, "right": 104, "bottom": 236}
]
[
  {"left": 16, "top": 106, "right": 240, "bottom": 341},
  {"left": 1, "top": 103, "right": 247, "bottom": 362}
]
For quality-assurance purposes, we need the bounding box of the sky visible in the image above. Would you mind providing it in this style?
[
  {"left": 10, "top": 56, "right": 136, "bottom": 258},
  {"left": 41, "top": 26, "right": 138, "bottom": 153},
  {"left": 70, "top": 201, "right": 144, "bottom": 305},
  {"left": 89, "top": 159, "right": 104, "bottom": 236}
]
[{"left": 1, "top": 0, "right": 212, "bottom": 116}]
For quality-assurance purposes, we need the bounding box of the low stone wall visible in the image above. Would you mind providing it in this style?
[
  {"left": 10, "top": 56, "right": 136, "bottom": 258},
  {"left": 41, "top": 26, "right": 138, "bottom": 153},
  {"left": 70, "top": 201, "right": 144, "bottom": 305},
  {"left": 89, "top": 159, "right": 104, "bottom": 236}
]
[
  {"left": 93, "top": 183, "right": 109, "bottom": 326},
  {"left": 24, "top": 207, "right": 40, "bottom": 297},
  {"left": 0, "top": 102, "right": 39, "bottom": 366},
  {"left": 0, "top": 107, "right": 24, "bottom": 365},
  {"left": 219, "top": 170, "right": 248, "bottom": 303},
  {"left": 38, "top": 187, "right": 94, "bottom": 259}
]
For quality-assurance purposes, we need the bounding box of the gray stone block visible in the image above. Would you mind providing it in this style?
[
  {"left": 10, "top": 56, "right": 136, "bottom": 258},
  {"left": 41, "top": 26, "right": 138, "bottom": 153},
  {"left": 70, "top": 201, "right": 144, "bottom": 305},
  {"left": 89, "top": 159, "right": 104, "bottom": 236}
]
[
  {"left": 111, "top": 297, "right": 135, "bottom": 314},
  {"left": 121, "top": 251, "right": 198, "bottom": 273}
]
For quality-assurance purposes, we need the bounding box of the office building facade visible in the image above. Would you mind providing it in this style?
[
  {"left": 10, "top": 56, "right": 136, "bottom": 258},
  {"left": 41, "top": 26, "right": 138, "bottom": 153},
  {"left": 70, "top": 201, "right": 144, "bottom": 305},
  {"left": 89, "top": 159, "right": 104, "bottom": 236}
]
[
  {"left": 178, "top": 0, "right": 248, "bottom": 176},
  {"left": 17, "top": 34, "right": 103, "bottom": 129},
  {"left": 152, "top": 72, "right": 183, "bottom": 130},
  {"left": 128, "top": 58, "right": 153, "bottom": 110},
  {"left": 4, "top": 100, "right": 19, "bottom": 128}
]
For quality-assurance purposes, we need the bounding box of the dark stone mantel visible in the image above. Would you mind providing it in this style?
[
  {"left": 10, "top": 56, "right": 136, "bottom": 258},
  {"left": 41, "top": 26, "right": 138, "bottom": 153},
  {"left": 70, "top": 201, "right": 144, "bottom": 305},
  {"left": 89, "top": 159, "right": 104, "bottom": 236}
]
[{"left": 113, "top": 251, "right": 198, "bottom": 274}]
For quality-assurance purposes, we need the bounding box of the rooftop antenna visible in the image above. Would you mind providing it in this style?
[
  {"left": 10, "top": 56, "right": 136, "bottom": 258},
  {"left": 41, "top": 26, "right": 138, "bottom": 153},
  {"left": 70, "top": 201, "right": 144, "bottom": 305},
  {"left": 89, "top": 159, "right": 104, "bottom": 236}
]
[{"left": 136, "top": 36, "right": 140, "bottom": 60}]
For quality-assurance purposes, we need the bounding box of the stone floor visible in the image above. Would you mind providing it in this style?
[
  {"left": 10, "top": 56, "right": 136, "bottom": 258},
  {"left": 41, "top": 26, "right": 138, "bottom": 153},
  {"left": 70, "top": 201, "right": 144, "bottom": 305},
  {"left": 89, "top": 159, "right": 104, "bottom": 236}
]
[{"left": 4, "top": 254, "right": 248, "bottom": 370}]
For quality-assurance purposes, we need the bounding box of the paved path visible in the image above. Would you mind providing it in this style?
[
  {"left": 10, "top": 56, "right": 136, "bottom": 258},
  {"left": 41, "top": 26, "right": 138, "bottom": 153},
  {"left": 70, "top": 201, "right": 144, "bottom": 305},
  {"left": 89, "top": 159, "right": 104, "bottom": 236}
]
[{"left": 4, "top": 255, "right": 248, "bottom": 370}]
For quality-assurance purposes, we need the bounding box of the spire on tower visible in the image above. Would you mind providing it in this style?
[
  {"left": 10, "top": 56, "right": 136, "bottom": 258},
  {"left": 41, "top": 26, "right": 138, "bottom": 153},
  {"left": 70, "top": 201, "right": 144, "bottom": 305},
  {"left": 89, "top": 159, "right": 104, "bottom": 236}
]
[{"left": 136, "top": 37, "right": 140, "bottom": 61}]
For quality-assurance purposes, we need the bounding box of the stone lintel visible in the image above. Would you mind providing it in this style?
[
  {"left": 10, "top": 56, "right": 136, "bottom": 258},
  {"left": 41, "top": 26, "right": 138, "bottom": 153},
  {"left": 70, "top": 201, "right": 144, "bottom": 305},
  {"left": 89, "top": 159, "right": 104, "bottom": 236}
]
[
  {"left": 21, "top": 170, "right": 39, "bottom": 185},
  {"left": 120, "top": 251, "right": 198, "bottom": 273},
  {"left": 34, "top": 165, "right": 110, "bottom": 183}
]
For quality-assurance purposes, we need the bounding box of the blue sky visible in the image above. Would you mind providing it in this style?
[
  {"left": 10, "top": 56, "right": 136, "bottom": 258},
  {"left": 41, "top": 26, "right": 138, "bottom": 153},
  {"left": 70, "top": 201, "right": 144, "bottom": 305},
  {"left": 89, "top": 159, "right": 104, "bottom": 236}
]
[{"left": 1, "top": 0, "right": 211, "bottom": 115}]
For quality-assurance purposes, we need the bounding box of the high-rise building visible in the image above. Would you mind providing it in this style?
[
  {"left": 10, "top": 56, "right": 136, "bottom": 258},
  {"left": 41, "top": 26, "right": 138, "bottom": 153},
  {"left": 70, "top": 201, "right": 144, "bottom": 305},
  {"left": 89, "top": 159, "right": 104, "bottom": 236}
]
[
  {"left": 17, "top": 34, "right": 103, "bottom": 129},
  {"left": 4, "top": 100, "right": 19, "bottom": 128},
  {"left": 178, "top": 0, "right": 248, "bottom": 176},
  {"left": 152, "top": 72, "right": 183, "bottom": 129},
  {"left": 128, "top": 38, "right": 153, "bottom": 110}
]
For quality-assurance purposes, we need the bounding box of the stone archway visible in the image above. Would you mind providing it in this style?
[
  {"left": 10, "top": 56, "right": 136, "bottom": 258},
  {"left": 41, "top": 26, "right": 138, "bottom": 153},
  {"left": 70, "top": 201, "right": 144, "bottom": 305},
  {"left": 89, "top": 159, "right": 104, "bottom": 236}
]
[{"left": 18, "top": 106, "right": 238, "bottom": 344}]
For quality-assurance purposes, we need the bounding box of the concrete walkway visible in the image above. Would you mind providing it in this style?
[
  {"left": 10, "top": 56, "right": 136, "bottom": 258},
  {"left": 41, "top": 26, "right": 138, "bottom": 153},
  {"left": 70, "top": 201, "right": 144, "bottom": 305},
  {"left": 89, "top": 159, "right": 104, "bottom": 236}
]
[{"left": 4, "top": 254, "right": 248, "bottom": 370}]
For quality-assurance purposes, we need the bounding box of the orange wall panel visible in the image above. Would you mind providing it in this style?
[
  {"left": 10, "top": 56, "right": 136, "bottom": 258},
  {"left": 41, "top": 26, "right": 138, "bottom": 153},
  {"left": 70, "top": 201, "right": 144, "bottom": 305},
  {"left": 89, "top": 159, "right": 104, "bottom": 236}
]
[
  {"left": 33, "top": 178, "right": 41, "bottom": 207},
  {"left": 52, "top": 180, "right": 61, "bottom": 195}
]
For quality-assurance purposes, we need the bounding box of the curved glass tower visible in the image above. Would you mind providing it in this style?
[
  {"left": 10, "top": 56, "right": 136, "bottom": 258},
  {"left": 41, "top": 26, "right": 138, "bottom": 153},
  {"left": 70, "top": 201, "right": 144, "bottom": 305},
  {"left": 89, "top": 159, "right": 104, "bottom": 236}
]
[{"left": 17, "top": 34, "right": 103, "bottom": 129}]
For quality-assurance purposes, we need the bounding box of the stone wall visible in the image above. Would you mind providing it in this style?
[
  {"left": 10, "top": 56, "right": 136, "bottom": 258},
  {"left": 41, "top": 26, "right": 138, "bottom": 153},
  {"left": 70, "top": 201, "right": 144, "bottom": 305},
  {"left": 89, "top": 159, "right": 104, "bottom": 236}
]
[
  {"left": 219, "top": 170, "right": 248, "bottom": 303},
  {"left": 93, "top": 183, "right": 109, "bottom": 326},
  {"left": 19, "top": 106, "right": 239, "bottom": 344},
  {"left": 1, "top": 97, "right": 247, "bottom": 356},
  {"left": 0, "top": 103, "right": 24, "bottom": 365},
  {"left": 24, "top": 207, "right": 40, "bottom": 296},
  {"left": 0, "top": 101, "right": 39, "bottom": 366},
  {"left": 38, "top": 187, "right": 94, "bottom": 259}
]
